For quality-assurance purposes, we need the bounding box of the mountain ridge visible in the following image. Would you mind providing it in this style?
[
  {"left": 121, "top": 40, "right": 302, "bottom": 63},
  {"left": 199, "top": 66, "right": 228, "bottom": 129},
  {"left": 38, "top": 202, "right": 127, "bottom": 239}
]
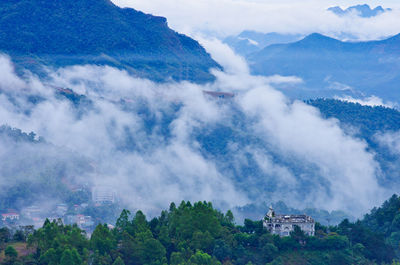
[
  {"left": 249, "top": 32, "right": 400, "bottom": 101},
  {"left": 328, "top": 4, "right": 391, "bottom": 17},
  {"left": 0, "top": 0, "right": 220, "bottom": 82}
]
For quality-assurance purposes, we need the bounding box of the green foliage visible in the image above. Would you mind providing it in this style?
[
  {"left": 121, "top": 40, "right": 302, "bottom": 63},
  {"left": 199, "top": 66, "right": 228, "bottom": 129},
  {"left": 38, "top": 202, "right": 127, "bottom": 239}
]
[
  {"left": 28, "top": 219, "right": 88, "bottom": 264},
  {"left": 0, "top": 0, "right": 219, "bottom": 83},
  {"left": 60, "top": 248, "right": 81, "bottom": 265},
  {"left": 5, "top": 245, "right": 18, "bottom": 258},
  {"left": 170, "top": 252, "right": 186, "bottom": 265},
  {"left": 0, "top": 227, "right": 11, "bottom": 244},
  {"left": 188, "top": 251, "right": 220, "bottom": 265},
  {"left": 91, "top": 224, "right": 116, "bottom": 255},
  {"left": 113, "top": 256, "right": 126, "bottom": 265},
  {"left": 12, "top": 199, "right": 400, "bottom": 264}
]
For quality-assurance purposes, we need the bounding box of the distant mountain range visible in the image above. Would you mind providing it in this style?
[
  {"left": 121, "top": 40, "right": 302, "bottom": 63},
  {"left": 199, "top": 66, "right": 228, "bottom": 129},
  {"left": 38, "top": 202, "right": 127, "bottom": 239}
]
[
  {"left": 248, "top": 33, "right": 400, "bottom": 102},
  {"left": 0, "top": 0, "right": 220, "bottom": 82},
  {"left": 328, "top": 4, "right": 391, "bottom": 17},
  {"left": 224, "top": 31, "right": 303, "bottom": 57}
]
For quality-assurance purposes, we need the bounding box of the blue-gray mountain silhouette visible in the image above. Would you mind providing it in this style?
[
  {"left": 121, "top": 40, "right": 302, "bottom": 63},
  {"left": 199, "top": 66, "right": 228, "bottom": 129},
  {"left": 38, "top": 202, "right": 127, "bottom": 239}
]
[
  {"left": 0, "top": 0, "right": 220, "bottom": 82},
  {"left": 328, "top": 4, "right": 391, "bottom": 18},
  {"left": 224, "top": 31, "right": 303, "bottom": 57},
  {"left": 249, "top": 33, "right": 400, "bottom": 101}
]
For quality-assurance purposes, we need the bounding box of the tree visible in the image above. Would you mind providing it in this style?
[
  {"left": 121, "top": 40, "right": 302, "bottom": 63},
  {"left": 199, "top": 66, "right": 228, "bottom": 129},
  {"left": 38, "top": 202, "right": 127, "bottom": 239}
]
[
  {"left": 116, "top": 210, "right": 131, "bottom": 233},
  {"left": 138, "top": 238, "right": 167, "bottom": 265},
  {"left": 39, "top": 248, "right": 58, "bottom": 265},
  {"left": 189, "top": 251, "right": 220, "bottom": 265},
  {"left": 290, "top": 225, "right": 306, "bottom": 243},
  {"left": 91, "top": 224, "right": 116, "bottom": 255},
  {"left": 92, "top": 250, "right": 112, "bottom": 265},
  {"left": 112, "top": 257, "right": 126, "bottom": 265},
  {"left": 261, "top": 243, "right": 278, "bottom": 262},
  {"left": 5, "top": 245, "right": 18, "bottom": 259},
  {"left": 170, "top": 252, "right": 185, "bottom": 265},
  {"left": 0, "top": 228, "right": 11, "bottom": 243},
  {"left": 213, "top": 239, "right": 231, "bottom": 261},
  {"left": 60, "top": 249, "right": 74, "bottom": 265},
  {"left": 190, "top": 231, "right": 214, "bottom": 252},
  {"left": 132, "top": 211, "right": 150, "bottom": 235},
  {"left": 13, "top": 230, "right": 26, "bottom": 242},
  {"left": 224, "top": 211, "right": 235, "bottom": 227},
  {"left": 70, "top": 248, "right": 82, "bottom": 265}
]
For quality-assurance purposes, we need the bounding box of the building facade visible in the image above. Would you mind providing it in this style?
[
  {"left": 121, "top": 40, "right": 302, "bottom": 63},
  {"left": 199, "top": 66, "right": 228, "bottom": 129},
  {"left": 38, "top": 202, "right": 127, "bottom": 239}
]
[
  {"left": 1, "top": 212, "right": 20, "bottom": 222},
  {"left": 92, "top": 186, "right": 116, "bottom": 204},
  {"left": 263, "top": 207, "right": 315, "bottom": 237}
]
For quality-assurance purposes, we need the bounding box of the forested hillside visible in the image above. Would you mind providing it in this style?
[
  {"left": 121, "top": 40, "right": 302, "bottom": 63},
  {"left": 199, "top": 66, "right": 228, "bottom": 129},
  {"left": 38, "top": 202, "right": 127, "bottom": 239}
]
[
  {"left": 307, "top": 99, "right": 400, "bottom": 136},
  {"left": 308, "top": 98, "right": 400, "bottom": 186},
  {"left": 363, "top": 194, "right": 400, "bottom": 255},
  {"left": 0, "top": 0, "right": 219, "bottom": 82},
  {"left": 1, "top": 199, "right": 398, "bottom": 265}
]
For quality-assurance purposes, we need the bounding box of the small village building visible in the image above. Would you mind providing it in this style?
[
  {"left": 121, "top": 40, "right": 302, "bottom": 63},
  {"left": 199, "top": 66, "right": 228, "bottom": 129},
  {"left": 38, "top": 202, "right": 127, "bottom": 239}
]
[
  {"left": 22, "top": 205, "right": 41, "bottom": 219},
  {"left": 203, "top": 91, "right": 235, "bottom": 99},
  {"left": 92, "top": 186, "right": 116, "bottom": 204},
  {"left": 55, "top": 203, "right": 68, "bottom": 216},
  {"left": 1, "top": 211, "right": 20, "bottom": 222},
  {"left": 263, "top": 206, "right": 315, "bottom": 237},
  {"left": 76, "top": 214, "right": 94, "bottom": 229}
]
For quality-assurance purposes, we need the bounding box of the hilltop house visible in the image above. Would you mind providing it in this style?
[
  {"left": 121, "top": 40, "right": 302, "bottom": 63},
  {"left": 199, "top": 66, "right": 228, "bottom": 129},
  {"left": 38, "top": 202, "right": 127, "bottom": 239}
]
[
  {"left": 92, "top": 186, "right": 116, "bottom": 205},
  {"left": 1, "top": 210, "right": 20, "bottom": 222},
  {"left": 263, "top": 206, "right": 315, "bottom": 237}
]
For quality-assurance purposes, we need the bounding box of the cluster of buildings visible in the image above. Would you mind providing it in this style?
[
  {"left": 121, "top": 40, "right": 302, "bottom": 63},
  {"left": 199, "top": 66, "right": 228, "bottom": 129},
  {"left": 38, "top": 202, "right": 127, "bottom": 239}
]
[
  {"left": 92, "top": 186, "right": 116, "bottom": 205},
  {"left": 4, "top": 193, "right": 315, "bottom": 238},
  {"left": 263, "top": 206, "right": 315, "bottom": 237},
  {"left": 1, "top": 186, "right": 117, "bottom": 232},
  {"left": 1, "top": 210, "right": 20, "bottom": 225},
  {"left": 16, "top": 203, "right": 94, "bottom": 230}
]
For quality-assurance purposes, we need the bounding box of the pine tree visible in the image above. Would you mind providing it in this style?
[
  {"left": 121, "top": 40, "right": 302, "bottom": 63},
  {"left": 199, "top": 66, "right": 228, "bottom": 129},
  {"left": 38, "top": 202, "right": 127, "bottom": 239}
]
[{"left": 112, "top": 256, "right": 125, "bottom": 265}]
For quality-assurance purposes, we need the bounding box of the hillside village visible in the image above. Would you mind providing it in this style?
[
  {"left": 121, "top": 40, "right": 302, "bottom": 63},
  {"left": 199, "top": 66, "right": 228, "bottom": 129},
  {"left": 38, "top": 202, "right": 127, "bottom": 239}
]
[{"left": 0, "top": 186, "right": 117, "bottom": 234}]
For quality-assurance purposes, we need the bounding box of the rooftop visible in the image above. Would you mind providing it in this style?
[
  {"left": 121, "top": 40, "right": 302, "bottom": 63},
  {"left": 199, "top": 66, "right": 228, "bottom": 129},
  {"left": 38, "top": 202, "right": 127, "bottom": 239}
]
[
  {"left": 266, "top": 214, "right": 314, "bottom": 223},
  {"left": 264, "top": 206, "right": 315, "bottom": 224}
]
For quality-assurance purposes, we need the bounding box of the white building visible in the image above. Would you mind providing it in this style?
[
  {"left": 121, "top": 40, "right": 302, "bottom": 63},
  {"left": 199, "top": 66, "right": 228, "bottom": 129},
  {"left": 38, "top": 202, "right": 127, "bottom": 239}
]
[
  {"left": 56, "top": 204, "right": 68, "bottom": 216},
  {"left": 1, "top": 211, "right": 20, "bottom": 222},
  {"left": 263, "top": 206, "right": 315, "bottom": 237},
  {"left": 22, "top": 205, "right": 41, "bottom": 219},
  {"left": 92, "top": 186, "right": 116, "bottom": 204}
]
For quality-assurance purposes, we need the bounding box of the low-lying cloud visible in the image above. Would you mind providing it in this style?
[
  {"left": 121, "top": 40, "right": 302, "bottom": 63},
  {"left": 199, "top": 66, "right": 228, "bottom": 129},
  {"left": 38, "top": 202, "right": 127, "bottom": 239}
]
[
  {"left": 113, "top": 0, "right": 400, "bottom": 41},
  {"left": 0, "top": 47, "right": 394, "bottom": 217},
  {"left": 335, "top": 95, "right": 396, "bottom": 108}
]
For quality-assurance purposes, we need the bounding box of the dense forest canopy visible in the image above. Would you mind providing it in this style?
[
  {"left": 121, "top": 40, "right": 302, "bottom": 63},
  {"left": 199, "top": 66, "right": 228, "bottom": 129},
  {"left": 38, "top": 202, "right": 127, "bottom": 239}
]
[
  {"left": 2, "top": 196, "right": 400, "bottom": 265},
  {"left": 0, "top": 0, "right": 219, "bottom": 82}
]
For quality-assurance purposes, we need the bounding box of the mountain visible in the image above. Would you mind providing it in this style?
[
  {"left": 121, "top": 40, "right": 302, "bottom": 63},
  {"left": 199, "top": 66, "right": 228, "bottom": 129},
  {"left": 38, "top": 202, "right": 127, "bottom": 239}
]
[
  {"left": 328, "top": 4, "right": 391, "bottom": 17},
  {"left": 224, "top": 31, "right": 303, "bottom": 57},
  {"left": 0, "top": 0, "right": 220, "bottom": 82},
  {"left": 307, "top": 98, "right": 400, "bottom": 186},
  {"left": 249, "top": 33, "right": 400, "bottom": 102}
]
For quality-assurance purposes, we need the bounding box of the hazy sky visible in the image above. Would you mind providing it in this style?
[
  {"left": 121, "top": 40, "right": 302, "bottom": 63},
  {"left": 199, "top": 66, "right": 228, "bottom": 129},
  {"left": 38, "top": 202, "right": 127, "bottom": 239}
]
[{"left": 113, "top": 0, "right": 400, "bottom": 39}]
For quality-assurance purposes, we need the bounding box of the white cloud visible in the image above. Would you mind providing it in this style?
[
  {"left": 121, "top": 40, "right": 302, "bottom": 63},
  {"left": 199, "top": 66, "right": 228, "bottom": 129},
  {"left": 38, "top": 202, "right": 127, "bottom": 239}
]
[
  {"left": 0, "top": 51, "right": 393, "bottom": 217},
  {"left": 0, "top": 54, "right": 25, "bottom": 91},
  {"left": 336, "top": 95, "right": 396, "bottom": 108},
  {"left": 113, "top": 0, "right": 400, "bottom": 40},
  {"left": 376, "top": 132, "right": 400, "bottom": 156}
]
